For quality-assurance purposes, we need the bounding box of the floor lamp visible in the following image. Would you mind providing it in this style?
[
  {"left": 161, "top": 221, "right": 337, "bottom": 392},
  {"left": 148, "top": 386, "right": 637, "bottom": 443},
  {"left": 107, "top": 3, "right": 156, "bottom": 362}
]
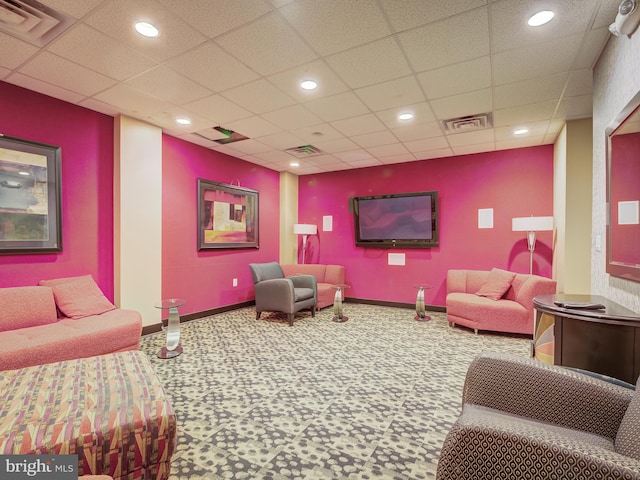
[
  {"left": 512, "top": 216, "right": 554, "bottom": 274},
  {"left": 293, "top": 223, "right": 317, "bottom": 264}
]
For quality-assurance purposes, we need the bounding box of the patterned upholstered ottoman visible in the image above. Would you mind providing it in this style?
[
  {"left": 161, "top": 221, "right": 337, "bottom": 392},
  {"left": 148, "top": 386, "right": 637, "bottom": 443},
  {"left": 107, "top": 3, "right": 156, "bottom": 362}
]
[{"left": 0, "top": 350, "right": 176, "bottom": 479}]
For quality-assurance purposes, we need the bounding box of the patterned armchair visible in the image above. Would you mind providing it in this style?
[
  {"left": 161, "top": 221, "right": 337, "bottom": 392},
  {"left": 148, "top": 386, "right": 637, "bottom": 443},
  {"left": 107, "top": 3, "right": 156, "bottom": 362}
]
[
  {"left": 249, "top": 262, "right": 317, "bottom": 326},
  {"left": 437, "top": 352, "right": 640, "bottom": 479}
]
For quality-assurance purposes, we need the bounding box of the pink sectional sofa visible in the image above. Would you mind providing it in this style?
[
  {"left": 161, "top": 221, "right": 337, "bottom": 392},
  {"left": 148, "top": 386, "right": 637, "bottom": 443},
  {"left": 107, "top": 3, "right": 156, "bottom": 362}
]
[
  {"left": 281, "top": 264, "right": 346, "bottom": 309},
  {"left": 0, "top": 275, "right": 142, "bottom": 371},
  {"left": 446, "top": 269, "right": 557, "bottom": 335}
]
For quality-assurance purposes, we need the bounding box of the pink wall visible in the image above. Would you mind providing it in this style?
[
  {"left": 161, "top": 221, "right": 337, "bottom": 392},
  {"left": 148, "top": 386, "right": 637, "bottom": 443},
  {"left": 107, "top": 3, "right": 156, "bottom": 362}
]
[
  {"left": 298, "top": 146, "right": 554, "bottom": 307},
  {"left": 162, "top": 135, "right": 280, "bottom": 316},
  {"left": 0, "top": 82, "right": 115, "bottom": 298}
]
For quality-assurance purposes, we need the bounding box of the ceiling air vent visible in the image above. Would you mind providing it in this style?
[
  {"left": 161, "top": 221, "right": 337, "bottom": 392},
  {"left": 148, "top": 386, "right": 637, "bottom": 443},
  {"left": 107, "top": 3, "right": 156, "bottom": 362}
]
[
  {"left": 284, "top": 145, "right": 324, "bottom": 158},
  {"left": 0, "top": 0, "right": 73, "bottom": 47},
  {"left": 442, "top": 113, "right": 492, "bottom": 134}
]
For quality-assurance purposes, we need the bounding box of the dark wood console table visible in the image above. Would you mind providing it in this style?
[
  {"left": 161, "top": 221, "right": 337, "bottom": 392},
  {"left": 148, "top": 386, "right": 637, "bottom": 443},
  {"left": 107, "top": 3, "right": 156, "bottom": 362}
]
[{"left": 533, "top": 294, "right": 640, "bottom": 384}]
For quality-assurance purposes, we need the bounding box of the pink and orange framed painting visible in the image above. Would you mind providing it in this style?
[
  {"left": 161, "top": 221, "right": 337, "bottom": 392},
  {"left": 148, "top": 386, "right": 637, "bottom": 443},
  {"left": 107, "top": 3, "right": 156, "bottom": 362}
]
[
  {"left": 0, "top": 134, "right": 62, "bottom": 254},
  {"left": 197, "top": 179, "right": 259, "bottom": 250}
]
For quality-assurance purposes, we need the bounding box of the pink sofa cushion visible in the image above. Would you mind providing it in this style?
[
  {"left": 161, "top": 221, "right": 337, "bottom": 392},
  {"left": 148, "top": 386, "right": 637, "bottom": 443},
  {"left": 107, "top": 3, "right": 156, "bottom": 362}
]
[
  {"left": 40, "top": 275, "right": 116, "bottom": 319},
  {"left": 475, "top": 268, "right": 516, "bottom": 300},
  {"left": 0, "top": 286, "right": 58, "bottom": 332}
]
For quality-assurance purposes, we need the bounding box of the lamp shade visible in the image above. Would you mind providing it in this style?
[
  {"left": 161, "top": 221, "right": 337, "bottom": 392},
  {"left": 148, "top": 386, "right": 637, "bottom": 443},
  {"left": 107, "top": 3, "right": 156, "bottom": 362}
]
[
  {"left": 512, "top": 216, "right": 554, "bottom": 232},
  {"left": 293, "top": 223, "right": 317, "bottom": 235}
]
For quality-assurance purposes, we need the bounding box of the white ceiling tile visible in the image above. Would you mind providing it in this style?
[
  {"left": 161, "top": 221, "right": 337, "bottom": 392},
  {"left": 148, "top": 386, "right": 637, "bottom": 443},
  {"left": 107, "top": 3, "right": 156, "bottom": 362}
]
[
  {"left": 143, "top": 108, "right": 213, "bottom": 133},
  {"left": 292, "top": 164, "right": 324, "bottom": 174},
  {"left": 221, "top": 78, "right": 295, "bottom": 114},
  {"left": 156, "top": 0, "right": 273, "bottom": 38},
  {"left": 398, "top": 8, "right": 490, "bottom": 72},
  {"left": 303, "top": 92, "right": 370, "bottom": 122},
  {"left": 555, "top": 94, "right": 593, "bottom": 119},
  {"left": 262, "top": 105, "right": 323, "bottom": 130},
  {"left": 494, "top": 120, "right": 552, "bottom": 141},
  {"left": 5, "top": 73, "right": 86, "bottom": 104},
  {"left": 495, "top": 136, "right": 545, "bottom": 151},
  {"left": 493, "top": 100, "right": 558, "bottom": 127},
  {"left": 126, "top": 65, "right": 212, "bottom": 104},
  {"left": 267, "top": 60, "right": 349, "bottom": 102},
  {"left": 18, "top": 52, "right": 116, "bottom": 96},
  {"left": 355, "top": 76, "right": 425, "bottom": 112},
  {"left": 375, "top": 103, "right": 436, "bottom": 129},
  {"left": 351, "top": 131, "right": 399, "bottom": 148},
  {"left": 48, "top": 24, "right": 157, "bottom": 81},
  {"left": 279, "top": 0, "right": 391, "bottom": 56},
  {"left": 392, "top": 122, "right": 444, "bottom": 142},
  {"left": 183, "top": 94, "right": 252, "bottom": 124},
  {"left": 318, "top": 162, "right": 357, "bottom": 171},
  {"left": 306, "top": 154, "right": 341, "bottom": 166},
  {"left": 347, "top": 158, "right": 383, "bottom": 168},
  {"left": 175, "top": 132, "right": 219, "bottom": 148},
  {"left": 93, "top": 83, "right": 170, "bottom": 116},
  {"left": 84, "top": 0, "right": 207, "bottom": 62},
  {"left": 493, "top": 73, "right": 568, "bottom": 110},
  {"left": 254, "top": 132, "right": 305, "bottom": 150},
  {"left": 593, "top": 1, "right": 620, "bottom": 29},
  {"left": 43, "top": 0, "right": 104, "bottom": 18},
  {"left": 573, "top": 27, "right": 611, "bottom": 69},
  {"left": 492, "top": 34, "right": 582, "bottom": 85},
  {"left": 331, "top": 114, "right": 386, "bottom": 137},
  {"left": 565, "top": 69, "right": 593, "bottom": 97},
  {"left": 224, "top": 115, "right": 281, "bottom": 138},
  {"left": 446, "top": 129, "right": 495, "bottom": 147},
  {"left": 166, "top": 43, "right": 259, "bottom": 93},
  {"left": 378, "top": 153, "right": 417, "bottom": 164},
  {"left": 334, "top": 149, "right": 376, "bottom": 162},
  {"left": 0, "top": 33, "right": 39, "bottom": 69},
  {"left": 250, "top": 149, "right": 298, "bottom": 162},
  {"left": 403, "top": 136, "right": 450, "bottom": 153},
  {"left": 452, "top": 142, "right": 496, "bottom": 155},
  {"left": 312, "top": 138, "right": 360, "bottom": 153},
  {"left": 290, "top": 123, "right": 344, "bottom": 143},
  {"left": 0, "top": 66, "right": 10, "bottom": 79},
  {"left": 379, "top": 0, "right": 487, "bottom": 33},
  {"left": 430, "top": 88, "right": 493, "bottom": 120},
  {"left": 414, "top": 148, "right": 455, "bottom": 160},
  {"left": 216, "top": 14, "right": 317, "bottom": 76},
  {"left": 418, "top": 56, "right": 492, "bottom": 100},
  {"left": 224, "top": 139, "right": 273, "bottom": 155},
  {"left": 326, "top": 37, "right": 412, "bottom": 89},
  {"left": 366, "top": 142, "right": 409, "bottom": 157},
  {"left": 78, "top": 97, "right": 123, "bottom": 116}
]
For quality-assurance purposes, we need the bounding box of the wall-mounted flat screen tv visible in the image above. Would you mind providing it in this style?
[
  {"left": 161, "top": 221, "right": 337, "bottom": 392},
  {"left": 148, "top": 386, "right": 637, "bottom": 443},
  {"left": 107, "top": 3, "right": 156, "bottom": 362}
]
[{"left": 351, "top": 191, "right": 439, "bottom": 248}]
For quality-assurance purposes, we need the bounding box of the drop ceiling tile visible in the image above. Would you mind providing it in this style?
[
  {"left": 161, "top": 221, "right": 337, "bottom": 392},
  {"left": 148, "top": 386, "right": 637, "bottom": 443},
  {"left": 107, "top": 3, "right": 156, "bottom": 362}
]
[
  {"left": 446, "top": 129, "right": 495, "bottom": 147},
  {"left": 183, "top": 94, "right": 252, "bottom": 124},
  {"left": 176, "top": 132, "right": 218, "bottom": 148},
  {"left": 430, "top": 88, "right": 493, "bottom": 120},
  {"left": 403, "top": 136, "right": 449, "bottom": 153},
  {"left": 262, "top": 105, "right": 323, "bottom": 130},
  {"left": 492, "top": 34, "right": 582, "bottom": 85},
  {"left": 5, "top": 73, "right": 86, "bottom": 104},
  {"left": 452, "top": 142, "right": 495, "bottom": 155},
  {"left": 279, "top": 0, "right": 391, "bottom": 56},
  {"left": 18, "top": 52, "right": 116, "bottom": 96},
  {"left": 331, "top": 114, "right": 387, "bottom": 137},
  {"left": 555, "top": 94, "right": 593, "bottom": 119},
  {"left": 379, "top": 0, "right": 486, "bottom": 33},
  {"left": 493, "top": 100, "right": 558, "bottom": 127},
  {"left": 392, "top": 121, "right": 444, "bottom": 142},
  {"left": 224, "top": 115, "right": 282, "bottom": 138},
  {"left": 318, "top": 162, "right": 356, "bottom": 171},
  {"left": 378, "top": 153, "right": 417, "bottom": 164},
  {"left": 224, "top": 139, "right": 273, "bottom": 155},
  {"left": 307, "top": 154, "right": 341, "bottom": 166},
  {"left": 490, "top": 0, "right": 599, "bottom": 53},
  {"left": 334, "top": 149, "right": 376, "bottom": 162},
  {"left": 366, "top": 142, "right": 409, "bottom": 157},
  {"left": 251, "top": 149, "right": 297, "bottom": 163},
  {"left": 290, "top": 123, "right": 344, "bottom": 143},
  {"left": 44, "top": 0, "right": 104, "bottom": 18},
  {"left": 167, "top": 43, "right": 259, "bottom": 92},
  {"left": 267, "top": 60, "right": 349, "bottom": 102},
  {"left": 398, "top": 8, "right": 490, "bottom": 72},
  {"left": 355, "top": 76, "right": 425, "bottom": 112},
  {"left": 79, "top": 97, "right": 123, "bottom": 116},
  {"left": 325, "top": 37, "right": 412, "bottom": 89},
  {"left": 48, "top": 24, "right": 157, "bottom": 81},
  {"left": 144, "top": 107, "right": 214, "bottom": 133},
  {"left": 593, "top": 1, "right": 620, "bottom": 28},
  {"left": 0, "top": 33, "right": 39, "bottom": 69},
  {"left": 312, "top": 138, "right": 360, "bottom": 153},
  {"left": 93, "top": 83, "right": 170, "bottom": 116},
  {"left": 351, "top": 131, "right": 398, "bottom": 148},
  {"left": 221, "top": 78, "right": 296, "bottom": 114},
  {"left": 216, "top": 14, "right": 317, "bottom": 76},
  {"left": 293, "top": 165, "right": 324, "bottom": 174},
  {"left": 303, "top": 92, "right": 370, "bottom": 122},
  {"left": 494, "top": 120, "right": 551, "bottom": 141},
  {"left": 414, "top": 148, "right": 455, "bottom": 160},
  {"left": 0, "top": 66, "right": 10, "bottom": 79},
  {"left": 347, "top": 158, "right": 383, "bottom": 168},
  {"left": 573, "top": 27, "right": 611, "bottom": 69},
  {"left": 375, "top": 103, "right": 436, "bottom": 129},
  {"left": 126, "top": 65, "right": 212, "bottom": 104},
  {"left": 496, "top": 136, "right": 545, "bottom": 151},
  {"left": 493, "top": 73, "right": 568, "bottom": 110},
  {"left": 254, "top": 132, "right": 305, "bottom": 150},
  {"left": 418, "top": 56, "right": 492, "bottom": 100},
  {"left": 156, "top": 0, "right": 273, "bottom": 38},
  {"left": 84, "top": 0, "right": 207, "bottom": 62},
  {"left": 565, "top": 68, "right": 593, "bottom": 97}
]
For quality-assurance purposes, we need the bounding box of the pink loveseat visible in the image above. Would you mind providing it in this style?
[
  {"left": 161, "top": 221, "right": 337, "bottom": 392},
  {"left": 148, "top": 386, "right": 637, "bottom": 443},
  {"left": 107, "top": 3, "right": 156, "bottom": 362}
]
[
  {"left": 0, "top": 275, "right": 142, "bottom": 371},
  {"left": 446, "top": 269, "right": 557, "bottom": 335},
  {"left": 281, "top": 264, "right": 346, "bottom": 309}
]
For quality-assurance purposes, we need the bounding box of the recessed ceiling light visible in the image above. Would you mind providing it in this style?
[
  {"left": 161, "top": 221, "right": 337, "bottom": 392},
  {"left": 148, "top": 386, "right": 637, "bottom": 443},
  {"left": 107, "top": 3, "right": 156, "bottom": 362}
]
[
  {"left": 290, "top": 161, "right": 300, "bottom": 167},
  {"left": 528, "top": 10, "right": 554, "bottom": 27},
  {"left": 18, "top": 171, "right": 30, "bottom": 176},
  {"left": 300, "top": 80, "right": 317, "bottom": 90},
  {"left": 514, "top": 128, "right": 529, "bottom": 135},
  {"left": 176, "top": 117, "right": 191, "bottom": 125},
  {"left": 398, "top": 112, "right": 414, "bottom": 121},
  {"left": 135, "top": 21, "right": 159, "bottom": 38}
]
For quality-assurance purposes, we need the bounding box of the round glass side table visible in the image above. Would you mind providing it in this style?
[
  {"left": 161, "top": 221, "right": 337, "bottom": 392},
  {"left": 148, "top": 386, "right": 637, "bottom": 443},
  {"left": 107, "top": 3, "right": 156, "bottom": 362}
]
[
  {"left": 155, "top": 298, "right": 185, "bottom": 359},
  {"left": 331, "top": 284, "right": 350, "bottom": 322},
  {"left": 413, "top": 284, "right": 432, "bottom": 321}
]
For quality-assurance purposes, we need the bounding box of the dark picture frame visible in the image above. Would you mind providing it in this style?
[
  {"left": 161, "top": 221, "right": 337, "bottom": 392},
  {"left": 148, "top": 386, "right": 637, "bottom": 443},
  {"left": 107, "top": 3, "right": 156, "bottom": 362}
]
[
  {"left": 197, "top": 179, "right": 259, "bottom": 250},
  {"left": 0, "top": 134, "right": 62, "bottom": 254}
]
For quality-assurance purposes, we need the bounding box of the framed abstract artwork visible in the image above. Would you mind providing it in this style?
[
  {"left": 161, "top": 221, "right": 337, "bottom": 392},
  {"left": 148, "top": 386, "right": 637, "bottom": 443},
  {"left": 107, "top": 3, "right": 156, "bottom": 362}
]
[
  {"left": 197, "top": 179, "right": 259, "bottom": 250},
  {"left": 0, "top": 134, "right": 62, "bottom": 254}
]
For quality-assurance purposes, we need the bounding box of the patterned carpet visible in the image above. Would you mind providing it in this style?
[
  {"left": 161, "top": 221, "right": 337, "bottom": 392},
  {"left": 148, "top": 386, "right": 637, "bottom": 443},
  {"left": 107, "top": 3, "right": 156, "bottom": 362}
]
[{"left": 140, "top": 304, "right": 530, "bottom": 480}]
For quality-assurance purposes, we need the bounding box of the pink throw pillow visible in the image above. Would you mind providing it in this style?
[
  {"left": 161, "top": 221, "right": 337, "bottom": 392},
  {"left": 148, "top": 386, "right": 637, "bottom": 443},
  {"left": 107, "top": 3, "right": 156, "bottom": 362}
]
[
  {"left": 40, "top": 275, "right": 116, "bottom": 319},
  {"left": 0, "top": 286, "right": 58, "bottom": 332},
  {"left": 475, "top": 268, "right": 516, "bottom": 300}
]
